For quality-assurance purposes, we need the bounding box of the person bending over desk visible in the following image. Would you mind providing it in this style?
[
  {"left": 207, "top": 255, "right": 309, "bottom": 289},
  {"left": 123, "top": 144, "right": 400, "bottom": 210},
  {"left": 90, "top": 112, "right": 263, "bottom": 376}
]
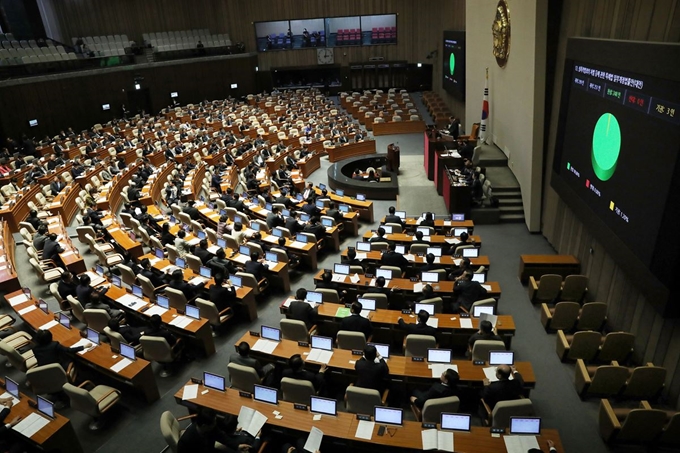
[
  {"left": 481, "top": 365, "right": 524, "bottom": 410},
  {"left": 410, "top": 368, "right": 460, "bottom": 409},
  {"left": 397, "top": 310, "right": 438, "bottom": 337},
  {"left": 32, "top": 329, "right": 90, "bottom": 369}
]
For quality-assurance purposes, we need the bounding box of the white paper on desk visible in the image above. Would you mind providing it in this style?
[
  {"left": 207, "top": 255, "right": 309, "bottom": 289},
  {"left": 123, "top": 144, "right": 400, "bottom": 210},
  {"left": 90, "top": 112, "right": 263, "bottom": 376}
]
[
  {"left": 504, "top": 435, "right": 539, "bottom": 453},
  {"left": 445, "top": 238, "right": 461, "bottom": 245},
  {"left": 233, "top": 254, "right": 249, "bottom": 264},
  {"left": 355, "top": 420, "right": 374, "bottom": 440},
  {"left": 482, "top": 284, "right": 492, "bottom": 291},
  {"left": 360, "top": 310, "right": 371, "bottom": 319},
  {"left": 282, "top": 297, "right": 296, "bottom": 308},
  {"left": 368, "top": 278, "right": 376, "bottom": 287},
  {"left": 290, "top": 241, "right": 306, "bottom": 248},
  {"left": 331, "top": 274, "right": 346, "bottom": 283},
  {"left": 0, "top": 392, "right": 19, "bottom": 407},
  {"left": 413, "top": 282, "right": 424, "bottom": 293},
  {"left": 18, "top": 305, "right": 37, "bottom": 315},
  {"left": 110, "top": 357, "right": 132, "bottom": 373},
  {"left": 443, "top": 220, "right": 452, "bottom": 227},
  {"left": 421, "top": 429, "right": 439, "bottom": 450},
  {"left": 252, "top": 339, "right": 278, "bottom": 354},
  {"left": 264, "top": 260, "right": 278, "bottom": 269},
  {"left": 144, "top": 305, "right": 168, "bottom": 317},
  {"left": 459, "top": 318, "right": 473, "bottom": 329},
  {"left": 108, "top": 227, "right": 121, "bottom": 233},
  {"left": 428, "top": 363, "right": 457, "bottom": 378},
  {"left": 12, "top": 412, "right": 50, "bottom": 438},
  {"left": 117, "top": 294, "right": 144, "bottom": 310},
  {"left": 149, "top": 257, "right": 161, "bottom": 266},
  {"left": 453, "top": 259, "right": 462, "bottom": 266},
  {"left": 433, "top": 257, "right": 441, "bottom": 264},
  {"left": 60, "top": 250, "right": 74, "bottom": 257},
  {"left": 186, "top": 238, "right": 201, "bottom": 246},
  {"left": 73, "top": 338, "right": 96, "bottom": 355},
  {"left": 189, "top": 276, "right": 208, "bottom": 286},
  {"left": 7, "top": 294, "right": 29, "bottom": 306},
  {"left": 85, "top": 271, "right": 106, "bottom": 287},
  {"left": 307, "top": 348, "right": 333, "bottom": 365},
  {"left": 349, "top": 273, "right": 361, "bottom": 284},
  {"left": 355, "top": 252, "right": 367, "bottom": 260},
  {"left": 483, "top": 366, "right": 514, "bottom": 382},
  {"left": 237, "top": 406, "right": 268, "bottom": 437},
  {"left": 39, "top": 320, "right": 59, "bottom": 331},
  {"left": 47, "top": 217, "right": 60, "bottom": 224},
  {"left": 102, "top": 218, "right": 113, "bottom": 227},
  {"left": 304, "top": 426, "right": 324, "bottom": 453},
  {"left": 169, "top": 316, "right": 193, "bottom": 329},
  {"left": 182, "top": 384, "right": 199, "bottom": 400},
  {"left": 426, "top": 317, "right": 439, "bottom": 328},
  {"left": 0, "top": 256, "right": 5, "bottom": 262}
]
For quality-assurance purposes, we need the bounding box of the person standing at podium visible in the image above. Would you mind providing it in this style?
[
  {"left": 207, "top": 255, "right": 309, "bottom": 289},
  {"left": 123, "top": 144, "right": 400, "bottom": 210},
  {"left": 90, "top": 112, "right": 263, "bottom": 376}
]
[{"left": 447, "top": 116, "right": 460, "bottom": 139}]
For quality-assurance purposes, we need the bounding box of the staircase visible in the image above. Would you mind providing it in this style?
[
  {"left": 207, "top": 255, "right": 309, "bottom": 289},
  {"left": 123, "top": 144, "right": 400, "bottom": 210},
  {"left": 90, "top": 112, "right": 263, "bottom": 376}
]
[
  {"left": 144, "top": 47, "right": 155, "bottom": 63},
  {"left": 495, "top": 186, "right": 525, "bottom": 223}
]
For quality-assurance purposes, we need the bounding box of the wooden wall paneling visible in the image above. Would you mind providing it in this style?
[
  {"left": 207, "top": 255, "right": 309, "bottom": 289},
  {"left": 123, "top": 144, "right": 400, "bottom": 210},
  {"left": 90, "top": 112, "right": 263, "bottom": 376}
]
[
  {"left": 649, "top": 0, "right": 678, "bottom": 40},
  {"left": 668, "top": 2, "right": 680, "bottom": 40}
]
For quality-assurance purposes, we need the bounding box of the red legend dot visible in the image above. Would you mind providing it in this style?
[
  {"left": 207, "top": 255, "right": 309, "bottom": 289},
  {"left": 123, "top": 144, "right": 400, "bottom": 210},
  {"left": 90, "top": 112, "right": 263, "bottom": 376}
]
[{"left": 586, "top": 179, "right": 590, "bottom": 188}]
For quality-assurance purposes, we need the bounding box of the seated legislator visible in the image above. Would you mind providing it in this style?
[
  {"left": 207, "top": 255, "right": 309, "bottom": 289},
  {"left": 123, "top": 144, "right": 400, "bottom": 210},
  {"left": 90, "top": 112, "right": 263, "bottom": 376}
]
[
  {"left": 57, "top": 271, "right": 78, "bottom": 300},
  {"left": 208, "top": 274, "right": 237, "bottom": 312},
  {"left": 385, "top": 206, "right": 405, "bottom": 229},
  {"left": 419, "top": 253, "right": 441, "bottom": 274},
  {"left": 354, "top": 344, "right": 389, "bottom": 393},
  {"left": 339, "top": 301, "right": 372, "bottom": 340},
  {"left": 288, "top": 288, "right": 318, "bottom": 330},
  {"left": 410, "top": 368, "right": 460, "bottom": 409},
  {"left": 168, "top": 269, "right": 205, "bottom": 300},
  {"left": 481, "top": 365, "right": 524, "bottom": 409},
  {"left": 380, "top": 243, "right": 409, "bottom": 272},
  {"left": 107, "top": 318, "right": 144, "bottom": 346},
  {"left": 229, "top": 341, "right": 264, "bottom": 378},
  {"left": 451, "top": 271, "right": 488, "bottom": 313},
  {"left": 85, "top": 290, "right": 123, "bottom": 320},
  {"left": 368, "top": 227, "right": 392, "bottom": 246},
  {"left": 282, "top": 354, "right": 327, "bottom": 392},
  {"left": 266, "top": 206, "right": 285, "bottom": 230},
  {"left": 244, "top": 252, "right": 269, "bottom": 281},
  {"left": 468, "top": 320, "right": 502, "bottom": 355},
  {"left": 284, "top": 212, "right": 303, "bottom": 236},
  {"left": 32, "top": 329, "right": 88, "bottom": 368},
  {"left": 207, "top": 249, "right": 241, "bottom": 276},
  {"left": 177, "top": 408, "right": 256, "bottom": 453},
  {"left": 193, "top": 239, "right": 215, "bottom": 265},
  {"left": 32, "top": 225, "right": 49, "bottom": 251},
  {"left": 144, "top": 314, "right": 178, "bottom": 346},
  {"left": 140, "top": 258, "right": 168, "bottom": 288},
  {"left": 411, "top": 230, "right": 430, "bottom": 246},
  {"left": 314, "top": 271, "right": 340, "bottom": 292},
  {"left": 397, "top": 310, "right": 438, "bottom": 337},
  {"left": 341, "top": 248, "right": 363, "bottom": 268}
]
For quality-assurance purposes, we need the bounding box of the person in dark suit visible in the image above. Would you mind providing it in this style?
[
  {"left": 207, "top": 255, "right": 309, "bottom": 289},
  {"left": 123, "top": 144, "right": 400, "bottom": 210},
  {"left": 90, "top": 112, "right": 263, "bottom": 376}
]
[
  {"left": 420, "top": 212, "right": 435, "bottom": 228},
  {"left": 397, "top": 309, "right": 438, "bottom": 337},
  {"left": 0, "top": 396, "right": 23, "bottom": 453},
  {"left": 301, "top": 198, "right": 320, "bottom": 217},
  {"left": 481, "top": 365, "right": 524, "bottom": 409},
  {"left": 266, "top": 207, "right": 285, "bottom": 230},
  {"left": 26, "top": 210, "right": 45, "bottom": 230},
  {"left": 384, "top": 206, "right": 405, "bottom": 229},
  {"left": 227, "top": 193, "right": 245, "bottom": 212},
  {"left": 419, "top": 253, "right": 441, "bottom": 274},
  {"left": 380, "top": 243, "right": 408, "bottom": 272},
  {"left": 468, "top": 320, "right": 502, "bottom": 354},
  {"left": 85, "top": 290, "right": 123, "bottom": 320},
  {"left": 193, "top": 239, "right": 215, "bottom": 265},
  {"left": 139, "top": 258, "right": 167, "bottom": 288},
  {"left": 410, "top": 368, "right": 459, "bottom": 409},
  {"left": 340, "top": 301, "right": 372, "bottom": 341},
  {"left": 315, "top": 271, "right": 340, "bottom": 292},
  {"left": 244, "top": 252, "right": 269, "bottom": 281},
  {"left": 210, "top": 172, "right": 222, "bottom": 194},
  {"left": 448, "top": 116, "right": 460, "bottom": 139},
  {"left": 285, "top": 212, "right": 303, "bottom": 236},
  {"left": 288, "top": 288, "right": 317, "bottom": 329},
  {"left": 410, "top": 231, "right": 430, "bottom": 246},
  {"left": 368, "top": 227, "right": 391, "bottom": 246},
  {"left": 42, "top": 233, "right": 64, "bottom": 262},
  {"left": 49, "top": 178, "right": 65, "bottom": 196},
  {"left": 471, "top": 172, "right": 483, "bottom": 204},
  {"left": 177, "top": 408, "right": 234, "bottom": 453},
  {"left": 325, "top": 202, "right": 343, "bottom": 224},
  {"left": 448, "top": 257, "right": 472, "bottom": 280},
  {"left": 207, "top": 248, "right": 241, "bottom": 276},
  {"left": 168, "top": 269, "right": 204, "bottom": 300},
  {"left": 282, "top": 354, "right": 326, "bottom": 391},
  {"left": 341, "top": 248, "right": 363, "bottom": 268},
  {"left": 354, "top": 344, "right": 389, "bottom": 393},
  {"left": 57, "top": 271, "right": 78, "bottom": 300},
  {"left": 303, "top": 217, "right": 325, "bottom": 241},
  {"left": 208, "top": 274, "right": 237, "bottom": 312},
  {"left": 160, "top": 223, "right": 175, "bottom": 246},
  {"left": 452, "top": 271, "right": 488, "bottom": 313},
  {"left": 183, "top": 200, "right": 200, "bottom": 221},
  {"left": 274, "top": 192, "right": 294, "bottom": 209},
  {"left": 32, "top": 329, "right": 88, "bottom": 368},
  {"left": 144, "top": 314, "right": 178, "bottom": 346},
  {"left": 107, "top": 318, "right": 144, "bottom": 346},
  {"left": 229, "top": 341, "right": 264, "bottom": 378}
]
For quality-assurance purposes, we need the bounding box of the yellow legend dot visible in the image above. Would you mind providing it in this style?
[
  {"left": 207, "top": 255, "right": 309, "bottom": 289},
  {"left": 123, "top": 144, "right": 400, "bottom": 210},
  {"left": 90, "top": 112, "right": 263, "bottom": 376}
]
[{"left": 609, "top": 201, "right": 615, "bottom": 210}]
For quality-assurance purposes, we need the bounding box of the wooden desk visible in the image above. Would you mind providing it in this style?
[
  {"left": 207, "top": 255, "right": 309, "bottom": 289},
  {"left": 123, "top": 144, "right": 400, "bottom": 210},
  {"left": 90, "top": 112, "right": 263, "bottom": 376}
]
[
  {"left": 372, "top": 120, "right": 426, "bottom": 136},
  {"left": 443, "top": 169, "right": 472, "bottom": 217},
  {"left": 0, "top": 184, "right": 42, "bottom": 232},
  {"left": 105, "top": 220, "right": 145, "bottom": 260},
  {"left": 362, "top": 231, "right": 481, "bottom": 248},
  {"left": 0, "top": 378, "right": 84, "bottom": 453},
  {"left": 174, "top": 383, "right": 563, "bottom": 453},
  {"left": 47, "top": 183, "right": 80, "bottom": 226},
  {"left": 5, "top": 290, "right": 160, "bottom": 403},
  {"left": 37, "top": 163, "right": 73, "bottom": 186},
  {"left": 235, "top": 332, "right": 532, "bottom": 385},
  {"left": 435, "top": 152, "right": 463, "bottom": 195},
  {"left": 0, "top": 220, "right": 20, "bottom": 293},
  {"left": 340, "top": 249, "right": 491, "bottom": 272},
  {"left": 45, "top": 216, "right": 87, "bottom": 275},
  {"left": 424, "top": 131, "right": 456, "bottom": 181},
  {"left": 314, "top": 189, "right": 374, "bottom": 223},
  {"left": 383, "top": 217, "right": 475, "bottom": 234},
  {"left": 518, "top": 255, "right": 581, "bottom": 284},
  {"left": 326, "top": 141, "right": 377, "bottom": 163},
  {"left": 298, "top": 152, "right": 321, "bottom": 178}
]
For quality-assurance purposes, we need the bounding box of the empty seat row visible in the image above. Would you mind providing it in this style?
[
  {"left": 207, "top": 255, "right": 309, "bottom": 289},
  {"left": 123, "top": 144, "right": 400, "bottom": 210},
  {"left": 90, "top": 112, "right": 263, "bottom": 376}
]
[
  {"left": 71, "top": 35, "right": 129, "bottom": 46},
  {"left": 0, "top": 32, "right": 15, "bottom": 41},
  {"left": 529, "top": 273, "right": 588, "bottom": 303},
  {"left": 0, "top": 39, "right": 59, "bottom": 50},
  {"left": 143, "top": 29, "right": 211, "bottom": 41},
  {"left": 541, "top": 301, "right": 607, "bottom": 332},
  {"left": 576, "top": 360, "right": 666, "bottom": 400},
  {"left": 0, "top": 49, "right": 77, "bottom": 66},
  {"left": 557, "top": 330, "right": 634, "bottom": 363},
  {"left": 599, "top": 399, "right": 679, "bottom": 446}
]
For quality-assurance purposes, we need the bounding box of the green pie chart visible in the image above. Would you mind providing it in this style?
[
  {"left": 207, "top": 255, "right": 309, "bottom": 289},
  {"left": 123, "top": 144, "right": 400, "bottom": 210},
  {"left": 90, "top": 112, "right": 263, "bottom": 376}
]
[
  {"left": 449, "top": 53, "right": 455, "bottom": 76},
  {"left": 591, "top": 113, "right": 621, "bottom": 181}
]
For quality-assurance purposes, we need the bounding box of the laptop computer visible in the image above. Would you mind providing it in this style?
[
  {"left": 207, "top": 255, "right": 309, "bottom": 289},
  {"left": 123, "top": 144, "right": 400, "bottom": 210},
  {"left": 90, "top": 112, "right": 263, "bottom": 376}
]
[
  {"left": 334, "top": 263, "right": 349, "bottom": 275},
  {"left": 427, "top": 349, "right": 452, "bottom": 363},
  {"left": 155, "top": 248, "right": 165, "bottom": 259},
  {"left": 111, "top": 275, "right": 122, "bottom": 288},
  {"left": 295, "top": 234, "right": 308, "bottom": 244},
  {"left": 58, "top": 312, "right": 71, "bottom": 329},
  {"left": 5, "top": 377, "right": 19, "bottom": 399},
  {"left": 203, "top": 372, "right": 226, "bottom": 392},
  {"left": 120, "top": 343, "right": 136, "bottom": 361},
  {"left": 306, "top": 291, "right": 322, "bottom": 304},
  {"left": 489, "top": 351, "right": 514, "bottom": 365},
  {"left": 462, "top": 248, "right": 479, "bottom": 258},
  {"left": 395, "top": 211, "right": 406, "bottom": 219},
  {"left": 261, "top": 325, "right": 281, "bottom": 341},
  {"left": 356, "top": 241, "right": 371, "bottom": 252},
  {"left": 509, "top": 417, "right": 541, "bottom": 435},
  {"left": 426, "top": 247, "right": 442, "bottom": 257},
  {"left": 185, "top": 305, "right": 200, "bottom": 320},
  {"left": 440, "top": 413, "right": 471, "bottom": 431},
  {"left": 367, "top": 342, "right": 389, "bottom": 359},
  {"left": 253, "top": 384, "right": 278, "bottom": 405},
  {"left": 37, "top": 396, "right": 55, "bottom": 419},
  {"left": 472, "top": 273, "right": 486, "bottom": 283},
  {"left": 86, "top": 328, "right": 100, "bottom": 345},
  {"left": 374, "top": 407, "right": 403, "bottom": 426},
  {"left": 451, "top": 213, "right": 465, "bottom": 222},
  {"left": 472, "top": 305, "right": 494, "bottom": 317},
  {"left": 175, "top": 257, "right": 186, "bottom": 269},
  {"left": 239, "top": 245, "right": 250, "bottom": 256},
  {"left": 357, "top": 298, "right": 376, "bottom": 311},
  {"left": 132, "top": 284, "right": 143, "bottom": 298},
  {"left": 356, "top": 194, "right": 366, "bottom": 201},
  {"left": 335, "top": 189, "right": 344, "bottom": 197},
  {"left": 157, "top": 295, "right": 170, "bottom": 309},
  {"left": 310, "top": 335, "right": 333, "bottom": 351},
  {"left": 376, "top": 268, "right": 393, "bottom": 280},
  {"left": 230, "top": 275, "right": 242, "bottom": 288},
  {"left": 310, "top": 396, "right": 337, "bottom": 416},
  {"left": 199, "top": 266, "right": 212, "bottom": 278},
  {"left": 414, "top": 303, "right": 435, "bottom": 316},
  {"left": 421, "top": 271, "right": 440, "bottom": 283},
  {"left": 394, "top": 245, "right": 406, "bottom": 254}
]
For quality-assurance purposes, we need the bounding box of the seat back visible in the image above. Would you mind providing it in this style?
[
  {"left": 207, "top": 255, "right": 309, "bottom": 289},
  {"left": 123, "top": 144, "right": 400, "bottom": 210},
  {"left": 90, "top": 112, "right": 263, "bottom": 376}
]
[
  {"left": 660, "top": 413, "right": 680, "bottom": 446},
  {"left": 26, "top": 363, "right": 67, "bottom": 395},
  {"left": 623, "top": 366, "right": 667, "bottom": 399},
  {"left": 422, "top": 396, "right": 461, "bottom": 423},
  {"left": 561, "top": 274, "right": 588, "bottom": 302},
  {"left": 576, "top": 302, "right": 607, "bottom": 331},
  {"left": 280, "top": 319, "right": 309, "bottom": 342},
  {"left": 137, "top": 274, "right": 158, "bottom": 300},
  {"left": 384, "top": 222, "right": 402, "bottom": 233},
  {"left": 549, "top": 301, "right": 581, "bottom": 331},
  {"left": 63, "top": 382, "right": 99, "bottom": 418},
  {"left": 568, "top": 331, "right": 602, "bottom": 361},
  {"left": 280, "top": 377, "right": 315, "bottom": 404},
  {"left": 337, "top": 331, "right": 366, "bottom": 350},
  {"left": 361, "top": 293, "right": 388, "bottom": 309},
  {"left": 195, "top": 298, "right": 220, "bottom": 326},
  {"left": 103, "top": 326, "right": 126, "bottom": 350},
  {"left": 536, "top": 274, "right": 563, "bottom": 300},
  {"left": 76, "top": 226, "right": 96, "bottom": 245},
  {"left": 166, "top": 245, "right": 179, "bottom": 264},
  {"left": 617, "top": 408, "right": 667, "bottom": 442},
  {"left": 316, "top": 289, "right": 340, "bottom": 303},
  {"left": 598, "top": 332, "right": 634, "bottom": 362},
  {"left": 409, "top": 244, "right": 429, "bottom": 254},
  {"left": 165, "top": 287, "right": 188, "bottom": 311},
  {"left": 0, "top": 340, "right": 29, "bottom": 372},
  {"left": 418, "top": 297, "right": 443, "bottom": 314},
  {"left": 369, "top": 241, "right": 389, "bottom": 252},
  {"left": 67, "top": 295, "right": 87, "bottom": 323},
  {"left": 405, "top": 334, "right": 436, "bottom": 357},
  {"left": 471, "top": 340, "right": 506, "bottom": 362},
  {"left": 491, "top": 399, "right": 534, "bottom": 428},
  {"left": 83, "top": 309, "right": 111, "bottom": 332},
  {"left": 140, "top": 336, "right": 174, "bottom": 363},
  {"left": 470, "top": 298, "right": 496, "bottom": 314},
  {"left": 49, "top": 282, "right": 67, "bottom": 310},
  {"left": 379, "top": 265, "right": 402, "bottom": 278},
  {"left": 345, "top": 386, "right": 381, "bottom": 415},
  {"left": 589, "top": 365, "right": 630, "bottom": 396},
  {"left": 159, "top": 411, "right": 181, "bottom": 453},
  {"left": 117, "top": 264, "right": 138, "bottom": 287},
  {"left": 349, "top": 265, "right": 364, "bottom": 275},
  {"left": 185, "top": 254, "right": 202, "bottom": 273},
  {"left": 227, "top": 363, "right": 260, "bottom": 393}
]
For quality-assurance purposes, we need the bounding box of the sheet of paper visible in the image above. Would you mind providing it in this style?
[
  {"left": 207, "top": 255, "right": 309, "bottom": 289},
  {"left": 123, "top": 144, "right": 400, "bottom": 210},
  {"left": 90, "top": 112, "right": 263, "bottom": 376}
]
[
  {"left": 331, "top": 274, "right": 346, "bottom": 283},
  {"left": 426, "top": 317, "right": 439, "bottom": 328},
  {"left": 428, "top": 363, "right": 457, "bottom": 378},
  {"left": 307, "top": 348, "right": 333, "bottom": 364},
  {"left": 360, "top": 310, "right": 371, "bottom": 319},
  {"left": 459, "top": 318, "right": 473, "bottom": 329},
  {"left": 412, "top": 282, "right": 424, "bottom": 294},
  {"left": 207, "top": 246, "right": 220, "bottom": 254},
  {"left": 355, "top": 420, "right": 374, "bottom": 440},
  {"left": 72, "top": 338, "right": 97, "bottom": 355},
  {"left": 252, "top": 339, "right": 278, "bottom": 354},
  {"left": 7, "top": 294, "right": 29, "bottom": 306},
  {"left": 233, "top": 254, "right": 249, "bottom": 264},
  {"left": 238, "top": 406, "right": 254, "bottom": 431},
  {"left": 188, "top": 276, "right": 208, "bottom": 286},
  {"left": 144, "top": 305, "right": 168, "bottom": 317},
  {"left": 445, "top": 238, "right": 460, "bottom": 245},
  {"left": 60, "top": 250, "right": 74, "bottom": 257},
  {"left": 443, "top": 220, "right": 452, "bottom": 226},
  {"left": 312, "top": 414, "right": 322, "bottom": 421},
  {"left": 168, "top": 316, "right": 193, "bottom": 329},
  {"left": 503, "top": 435, "right": 539, "bottom": 453},
  {"left": 117, "top": 294, "right": 144, "bottom": 309},
  {"left": 350, "top": 273, "right": 361, "bottom": 284},
  {"left": 39, "top": 320, "right": 59, "bottom": 330},
  {"left": 482, "top": 284, "right": 492, "bottom": 291},
  {"left": 355, "top": 252, "right": 367, "bottom": 260},
  {"left": 12, "top": 412, "right": 50, "bottom": 438},
  {"left": 421, "top": 429, "right": 438, "bottom": 450},
  {"left": 110, "top": 358, "right": 132, "bottom": 373},
  {"left": 368, "top": 278, "right": 376, "bottom": 287},
  {"left": 0, "top": 392, "right": 19, "bottom": 407},
  {"left": 182, "top": 384, "right": 198, "bottom": 400},
  {"left": 245, "top": 410, "right": 267, "bottom": 437},
  {"left": 18, "top": 305, "right": 37, "bottom": 315},
  {"left": 304, "top": 426, "right": 324, "bottom": 453},
  {"left": 186, "top": 238, "right": 201, "bottom": 246},
  {"left": 437, "top": 430, "right": 454, "bottom": 452},
  {"left": 290, "top": 241, "right": 306, "bottom": 248},
  {"left": 453, "top": 259, "right": 462, "bottom": 266}
]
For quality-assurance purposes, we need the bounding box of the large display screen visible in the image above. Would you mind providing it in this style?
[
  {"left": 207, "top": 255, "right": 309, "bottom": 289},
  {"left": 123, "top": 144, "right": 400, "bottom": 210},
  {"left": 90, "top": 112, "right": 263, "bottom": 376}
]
[
  {"left": 442, "top": 30, "right": 465, "bottom": 100},
  {"left": 255, "top": 14, "right": 396, "bottom": 52},
  {"left": 552, "top": 38, "right": 680, "bottom": 316}
]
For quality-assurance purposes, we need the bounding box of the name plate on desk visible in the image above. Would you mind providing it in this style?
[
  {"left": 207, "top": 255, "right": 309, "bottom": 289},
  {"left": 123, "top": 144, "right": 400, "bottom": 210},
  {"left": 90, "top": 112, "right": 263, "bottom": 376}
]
[
  {"left": 460, "top": 313, "right": 470, "bottom": 318},
  {"left": 294, "top": 403, "right": 308, "bottom": 411},
  {"left": 402, "top": 309, "right": 412, "bottom": 314},
  {"left": 473, "top": 360, "right": 486, "bottom": 366},
  {"left": 356, "top": 414, "right": 372, "bottom": 421},
  {"left": 490, "top": 427, "right": 506, "bottom": 434},
  {"left": 239, "top": 391, "right": 252, "bottom": 398},
  {"left": 351, "top": 350, "right": 363, "bottom": 356},
  {"left": 298, "top": 341, "right": 309, "bottom": 347},
  {"left": 249, "top": 331, "right": 260, "bottom": 337},
  {"left": 411, "top": 356, "right": 424, "bottom": 362},
  {"left": 365, "top": 273, "right": 374, "bottom": 279},
  {"left": 422, "top": 422, "right": 437, "bottom": 429},
  {"left": 190, "top": 378, "right": 203, "bottom": 385},
  {"left": 410, "top": 277, "right": 419, "bottom": 282}
]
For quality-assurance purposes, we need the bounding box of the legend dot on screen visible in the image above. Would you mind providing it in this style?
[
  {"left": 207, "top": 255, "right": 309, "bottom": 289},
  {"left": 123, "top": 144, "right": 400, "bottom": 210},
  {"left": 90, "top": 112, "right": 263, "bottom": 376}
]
[
  {"left": 586, "top": 179, "right": 590, "bottom": 188},
  {"left": 610, "top": 201, "right": 615, "bottom": 210},
  {"left": 567, "top": 162, "right": 571, "bottom": 170}
]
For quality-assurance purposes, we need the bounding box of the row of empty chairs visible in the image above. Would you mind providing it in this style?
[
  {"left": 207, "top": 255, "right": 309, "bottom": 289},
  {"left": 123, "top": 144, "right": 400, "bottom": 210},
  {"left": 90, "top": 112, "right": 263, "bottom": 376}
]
[
  {"left": 0, "top": 45, "right": 77, "bottom": 66},
  {"left": 529, "top": 273, "right": 588, "bottom": 304},
  {"left": 71, "top": 35, "right": 129, "bottom": 47},
  {"left": 557, "top": 330, "right": 634, "bottom": 363},
  {"left": 422, "top": 91, "right": 453, "bottom": 125},
  {"left": 576, "top": 360, "right": 666, "bottom": 400},
  {"left": 144, "top": 29, "right": 232, "bottom": 53},
  {"left": 599, "top": 399, "right": 678, "bottom": 446},
  {"left": 370, "top": 27, "right": 397, "bottom": 44}
]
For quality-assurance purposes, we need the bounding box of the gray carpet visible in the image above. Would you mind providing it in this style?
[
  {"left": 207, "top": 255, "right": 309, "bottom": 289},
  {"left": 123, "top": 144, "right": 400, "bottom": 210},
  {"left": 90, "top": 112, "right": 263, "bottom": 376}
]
[{"left": 0, "top": 97, "right": 640, "bottom": 452}]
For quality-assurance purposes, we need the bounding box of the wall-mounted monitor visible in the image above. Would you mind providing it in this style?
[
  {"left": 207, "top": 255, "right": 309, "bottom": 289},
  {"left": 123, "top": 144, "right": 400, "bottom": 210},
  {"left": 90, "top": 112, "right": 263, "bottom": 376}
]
[
  {"left": 28, "top": 119, "right": 38, "bottom": 127},
  {"left": 230, "top": 83, "right": 238, "bottom": 89},
  {"left": 442, "top": 30, "right": 465, "bottom": 101},
  {"left": 170, "top": 92, "right": 178, "bottom": 98},
  {"left": 102, "top": 104, "right": 110, "bottom": 111}
]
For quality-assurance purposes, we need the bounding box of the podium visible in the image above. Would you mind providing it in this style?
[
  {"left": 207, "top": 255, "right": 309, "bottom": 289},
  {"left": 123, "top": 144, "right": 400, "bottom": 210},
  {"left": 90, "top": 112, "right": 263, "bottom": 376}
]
[{"left": 387, "top": 143, "right": 400, "bottom": 171}]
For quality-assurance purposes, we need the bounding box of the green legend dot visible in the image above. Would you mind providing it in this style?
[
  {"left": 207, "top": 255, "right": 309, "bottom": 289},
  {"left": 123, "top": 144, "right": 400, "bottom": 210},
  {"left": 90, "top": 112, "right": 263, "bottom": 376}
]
[
  {"left": 567, "top": 162, "right": 571, "bottom": 170},
  {"left": 591, "top": 113, "right": 621, "bottom": 181},
  {"left": 449, "top": 53, "right": 455, "bottom": 76}
]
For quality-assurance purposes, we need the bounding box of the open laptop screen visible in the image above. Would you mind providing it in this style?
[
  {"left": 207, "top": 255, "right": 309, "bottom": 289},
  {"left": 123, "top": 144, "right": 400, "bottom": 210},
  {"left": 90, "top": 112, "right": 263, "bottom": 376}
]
[
  {"left": 367, "top": 342, "right": 389, "bottom": 359},
  {"left": 157, "top": 295, "right": 169, "bottom": 309},
  {"left": 357, "top": 298, "right": 376, "bottom": 311},
  {"left": 310, "top": 396, "right": 337, "bottom": 416},
  {"left": 376, "top": 269, "right": 393, "bottom": 280},
  {"left": 426, "top": 247, "right": 442, "bottom": 257},
  {"left": 261, "top": 326, "right": 281, "bottom": 341},
  {"left": 86, "top": 328, "right": 100, "bottom": 345},
  {"left": 5, "top": 377, "right": 19, "bottom": 399},
  {"left": 356, "top": 241, "right": 371, "bottom": 252},
  {"left": 374, "top": 407, "right": 402, "bottom": 426},
  {"left": 441, "top": 413, "right": 471, "bottom": 431},
  {"left": 489, "top": 351, "right": 514, "bottom": 365},
  {"left": 462, "top": 248, "right": 479, "bottom": 258},
  {"left": 37, "top": 396, "right": 55, "bottom": 418},
  {"left": 471, "top": 273, "right": 486, "bottom": 283},
  {"left": 472, "top": 305, "right": 494, "bottom": 317},
  {"left": 253, "top": 384, "right": 278, "bottom": 405},
  {"left": 510, "top": 417, "right": 541, "bottom": 435},
  {"left": 421, "top": 272, "right": 440, "bottom": 283},
  {"left": 395, "top": 211, "right": 406, "bottom": 219},
  {"left": 306, "top": 291, "right": 322, "bottom": 304},
  {"left": 120, "top": 343, "right": 136, "bottom": 361},
  {"left": 203, "top": 372, "right": 226, "bottom": 391},
  {"left": 311, "top": 335, "right": 333, "bottom": 351},
  {"left": 185, "top": 305, "right": 200, "bottom": 320},
  {"left": 334, "top": 263, "right": 349, "bottom": 275},
  {"left": 414, "top": 303, "right": 435, "bottom": 316},
  {"left": 427, "top": 349, "right": 452, "bottom": 363}
]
